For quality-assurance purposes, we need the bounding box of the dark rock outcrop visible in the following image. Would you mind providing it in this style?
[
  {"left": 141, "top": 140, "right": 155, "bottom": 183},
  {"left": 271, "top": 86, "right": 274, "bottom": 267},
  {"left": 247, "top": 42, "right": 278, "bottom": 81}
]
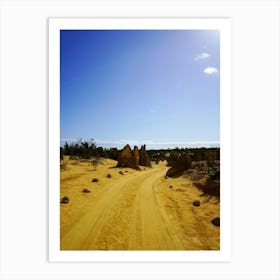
[
  {"left": 194, "top": 177, "right": 220, "bottom": 197},
  {"left": 166, "top": 153, "right": 191, "bottom": 178},
  {"left": 182, "top": 160, "right": 220, "bottom": 197}
]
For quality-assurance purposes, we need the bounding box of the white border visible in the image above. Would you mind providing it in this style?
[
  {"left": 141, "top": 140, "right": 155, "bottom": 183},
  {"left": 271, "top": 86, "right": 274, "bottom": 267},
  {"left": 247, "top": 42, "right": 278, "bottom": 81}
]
[{"left": 49, "top": 18, "right": 231, "bottom": 262}]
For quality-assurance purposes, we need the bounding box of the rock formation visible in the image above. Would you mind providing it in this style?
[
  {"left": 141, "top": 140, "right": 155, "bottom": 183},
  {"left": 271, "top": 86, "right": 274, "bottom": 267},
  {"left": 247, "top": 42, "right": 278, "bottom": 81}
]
[
  {"left": 117, "top": 144, "right": 135, "bottom": 168},
  {"left": 117, "top": 144, "right": 151, "bottom": 170},
  {"left": 131, "top": 146, "right": 140, "bottom": 169},
  {"left": 139, "top": 145, "right": 151, "bottom": 167},
  {"left": 166, "top": 153, "right": 191, "bottom": 178}
]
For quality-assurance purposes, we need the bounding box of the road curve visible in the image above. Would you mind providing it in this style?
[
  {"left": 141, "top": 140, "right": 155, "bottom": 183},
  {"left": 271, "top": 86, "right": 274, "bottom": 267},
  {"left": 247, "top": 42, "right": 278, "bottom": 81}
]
[{"left": 60, "top": 166, "right": 187, "bottom": 250}]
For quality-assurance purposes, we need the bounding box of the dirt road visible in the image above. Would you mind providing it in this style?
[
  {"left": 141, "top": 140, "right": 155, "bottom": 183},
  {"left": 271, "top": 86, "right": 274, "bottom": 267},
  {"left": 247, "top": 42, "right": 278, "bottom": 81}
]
[{"left": 60, "top": 162, "right": 220, "bottom": 250}]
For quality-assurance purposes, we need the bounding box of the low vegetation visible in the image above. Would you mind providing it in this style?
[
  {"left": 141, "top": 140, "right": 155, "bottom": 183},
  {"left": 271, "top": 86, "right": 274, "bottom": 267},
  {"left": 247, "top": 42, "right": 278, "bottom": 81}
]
[{"left": 60, "top": 140, "right": 219, "bottom": 163}]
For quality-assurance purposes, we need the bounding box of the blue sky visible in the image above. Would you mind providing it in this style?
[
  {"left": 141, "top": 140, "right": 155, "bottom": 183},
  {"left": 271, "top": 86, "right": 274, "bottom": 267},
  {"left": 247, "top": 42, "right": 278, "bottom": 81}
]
[{"left": 60, "top": 30, "right": 220, "bottom": 149}]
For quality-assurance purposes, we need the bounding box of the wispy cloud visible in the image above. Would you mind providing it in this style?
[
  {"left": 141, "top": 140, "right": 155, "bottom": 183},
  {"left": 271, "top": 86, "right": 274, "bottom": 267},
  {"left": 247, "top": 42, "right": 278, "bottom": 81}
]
[
  {"left": 203, "top": 67, "right": 219, "bottom": 75},
  {"left": 194, "top": 52, "right": 211, "bottom": 61},
  {"left": 149, "top": 108, "right": 156, "bottom": 113}
]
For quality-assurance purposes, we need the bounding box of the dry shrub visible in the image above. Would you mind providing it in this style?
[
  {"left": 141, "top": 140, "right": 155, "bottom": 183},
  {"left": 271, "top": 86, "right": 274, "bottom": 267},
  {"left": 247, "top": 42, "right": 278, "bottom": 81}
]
[
  {"left": 194, "top": 178, "right": 220, "bottom": 197},
  {"left": 60, "top": 161, "right": 67, "bottom": 170}
]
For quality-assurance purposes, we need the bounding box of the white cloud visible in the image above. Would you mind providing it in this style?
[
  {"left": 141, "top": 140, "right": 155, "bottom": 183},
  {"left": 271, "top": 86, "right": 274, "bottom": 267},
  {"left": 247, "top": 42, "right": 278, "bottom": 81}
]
[
  {"left": 95, "top": 139, "right": 220, "bottom": 149},
  {"left": 194, "top": 52, "right": 211, "bottom": 61},
  {"left": 61, "top": 138, "right": 220, "bottom": 149},
  {"left": 203, "top": 67, "right": 219, "bottom": 75}
]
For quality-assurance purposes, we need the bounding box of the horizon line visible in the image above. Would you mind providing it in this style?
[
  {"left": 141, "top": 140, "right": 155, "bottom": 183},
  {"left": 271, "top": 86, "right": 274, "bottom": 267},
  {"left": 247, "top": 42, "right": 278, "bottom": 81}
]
[{"left": 60, "top": 138, "right": 220, "bottom": 150}]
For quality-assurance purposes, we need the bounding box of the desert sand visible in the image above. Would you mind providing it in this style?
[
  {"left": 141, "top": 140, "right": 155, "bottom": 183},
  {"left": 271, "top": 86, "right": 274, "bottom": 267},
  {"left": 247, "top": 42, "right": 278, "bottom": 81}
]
[{"left": 60, "top": 158, "right": 220, "bottom": 250}]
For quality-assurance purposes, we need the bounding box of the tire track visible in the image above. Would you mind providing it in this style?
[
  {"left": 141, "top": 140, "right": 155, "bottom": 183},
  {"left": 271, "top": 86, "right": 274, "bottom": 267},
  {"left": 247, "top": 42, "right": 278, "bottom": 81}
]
[
  {"left": 60, "top": 166, "right": 186, "bottom": 250},
  {"left": 60, "top": 168, "right": 158, "bottom": 250},
  {"left": 131, "top": 170, "right": 185, "bottom": 250}
]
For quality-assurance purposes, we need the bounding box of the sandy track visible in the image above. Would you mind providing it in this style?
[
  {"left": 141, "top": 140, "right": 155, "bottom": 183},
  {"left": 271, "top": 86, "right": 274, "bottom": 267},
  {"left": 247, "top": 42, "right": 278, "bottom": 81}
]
[
  {"left": 60, "top": 162, "right": 220, "bottom": 250},
  {"left": 129, "top": 170, "right": 185, "bottom": 250},
  {"left": 61, "top": 166, "right": 184, "bottom": 250}
]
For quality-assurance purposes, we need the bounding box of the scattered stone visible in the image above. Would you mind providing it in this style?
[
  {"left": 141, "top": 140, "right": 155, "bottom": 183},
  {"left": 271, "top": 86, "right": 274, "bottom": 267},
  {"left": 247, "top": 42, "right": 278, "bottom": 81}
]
[
  {"left": 193, "top": 200, "right": 201, "bottom": 207},
  {"left": 211, "top": 217, "right": 220, "bottom": 226},
  {"left": 60, "top": 196, "right": 69, "bottom": 204},
  {"left": 169, "top": 185, "right": 173, "bottom": 188},
  {"left": 83, "top": 188, "right": 91, "bottom": 193},
  {"left": 107, "top": 173, "right": 112, "bottom": 178},
  {"left": 119, "top": 171, "right": 124, "bottom": 175},
  {"left": 92, "top": 178, "right": 99, "bottom": 182}
]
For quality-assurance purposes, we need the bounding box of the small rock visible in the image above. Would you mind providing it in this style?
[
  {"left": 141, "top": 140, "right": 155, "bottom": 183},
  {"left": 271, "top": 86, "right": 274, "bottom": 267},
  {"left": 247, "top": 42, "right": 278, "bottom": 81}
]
[
  {"left": 169, "top": 185, "right": 173, "bottom": 188},
  {"left": 60, "top": 196, "right": 69, "bottom": 204},
  {"left": 119, "top": 171, "right": 124, "bottom": 175},
  {"left": 193, "top": 200, "right": 200, "bottom": 207},
  {"left": 83, "top": 188, "right": 91, "bottom": 193},
  {"left": 211, "top": 217, "right": 220, "bottom": 226},
  {"left": 92, "top": 178, "right": 99, "bottom": 182},
  {"left": 107, "top": 173, "right": 112, "bottom": 178}
]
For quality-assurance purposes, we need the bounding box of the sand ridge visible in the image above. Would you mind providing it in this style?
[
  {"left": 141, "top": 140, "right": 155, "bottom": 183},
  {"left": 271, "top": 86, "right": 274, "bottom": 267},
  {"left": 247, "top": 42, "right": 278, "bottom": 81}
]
[{"left": 60, "top": 159, "right": 220, "bottom": 250}]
